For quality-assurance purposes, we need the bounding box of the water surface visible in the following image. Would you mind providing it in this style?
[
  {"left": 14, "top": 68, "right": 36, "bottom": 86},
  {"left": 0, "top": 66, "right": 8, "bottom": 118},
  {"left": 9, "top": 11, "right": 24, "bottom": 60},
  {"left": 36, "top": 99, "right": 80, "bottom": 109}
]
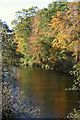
[{"left": 16, "top": 66, "right": 79, "bottom": 118}]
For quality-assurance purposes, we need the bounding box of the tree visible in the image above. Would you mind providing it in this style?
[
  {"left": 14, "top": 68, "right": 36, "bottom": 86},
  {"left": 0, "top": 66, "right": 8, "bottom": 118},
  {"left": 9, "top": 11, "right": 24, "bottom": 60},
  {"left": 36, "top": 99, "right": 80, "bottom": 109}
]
[
  {"left": 48, "top": 2, "right": 79, "bottom": 60},
  {"left": 2, "top": 22, "right": 22, "bottom": 69},
  {"left": 47, "top": 2, "right": 79, "bottom": 72},
  {"left": 11, "top": 7, "right": 38, "bottom": 65}
]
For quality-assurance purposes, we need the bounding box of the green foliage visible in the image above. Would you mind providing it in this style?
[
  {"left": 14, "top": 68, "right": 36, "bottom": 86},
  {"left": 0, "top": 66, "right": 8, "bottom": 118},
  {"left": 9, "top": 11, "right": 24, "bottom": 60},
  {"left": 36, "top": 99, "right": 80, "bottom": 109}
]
[
  {"left": 11, "top": 7, "right": 38, "bottom": 66},
  {"left": 69, "top": 63, "right": 80, "bottom": 90},
  {"left": 54, "top": 50, "right": 75, "bottom": 73},
  {"left": 2, "top": 1, "right": 80, "bottom": 119},
  {"left": 2, "top": 22, "right": 23, "bottom": 69},
  {"left": 11, "top": 2, "right": 79, "bottom": 74},
  {"left": 67, "top": 106, "right": 80, "bottom": 120}
]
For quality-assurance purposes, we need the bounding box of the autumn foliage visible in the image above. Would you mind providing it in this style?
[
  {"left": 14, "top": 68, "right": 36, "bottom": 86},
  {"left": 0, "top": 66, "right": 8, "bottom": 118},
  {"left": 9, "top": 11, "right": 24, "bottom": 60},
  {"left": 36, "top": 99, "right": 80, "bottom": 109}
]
[
  {"left": 12, "top": 2, "right": 80, "bottom": 72},
  {"left": 49, "top": 2, "right": 79, "bottom": 63}
]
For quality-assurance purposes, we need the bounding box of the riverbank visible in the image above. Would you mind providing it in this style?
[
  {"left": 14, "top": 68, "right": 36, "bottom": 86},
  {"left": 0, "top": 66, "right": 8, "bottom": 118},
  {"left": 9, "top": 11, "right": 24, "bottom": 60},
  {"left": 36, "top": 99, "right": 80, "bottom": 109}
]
[
  {"left": 2, "top": 66, "right": 80, "bottom": 119},
  {"left": 2, "top": 70, "right": 40, "bottom": 119},
  {"left": 25, "top": 61, "right": 73, "bottom": 75}
]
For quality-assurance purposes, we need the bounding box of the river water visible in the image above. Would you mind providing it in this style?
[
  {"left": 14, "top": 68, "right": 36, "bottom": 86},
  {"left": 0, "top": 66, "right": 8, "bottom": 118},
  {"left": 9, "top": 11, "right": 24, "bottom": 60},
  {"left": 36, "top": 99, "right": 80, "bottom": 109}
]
[{"left": 16, "top": 66, "right": 79, "bottom": 118}]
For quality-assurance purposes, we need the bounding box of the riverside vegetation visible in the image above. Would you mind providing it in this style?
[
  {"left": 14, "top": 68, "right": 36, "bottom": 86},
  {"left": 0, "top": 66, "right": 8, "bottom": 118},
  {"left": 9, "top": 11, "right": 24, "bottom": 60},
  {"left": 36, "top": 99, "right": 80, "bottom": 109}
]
[
  {"left": 2, "top": 1, "right": 80, "bottom": 119},
  {"left": 2, "top": 22, "right": 40, "bottom": 118}
]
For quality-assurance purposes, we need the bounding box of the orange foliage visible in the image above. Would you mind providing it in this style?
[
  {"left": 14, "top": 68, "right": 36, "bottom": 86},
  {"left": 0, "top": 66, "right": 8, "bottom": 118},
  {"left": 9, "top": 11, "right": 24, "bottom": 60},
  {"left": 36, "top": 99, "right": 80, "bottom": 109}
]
[{"left": 48, "top": 2, "right": 79, "bottom": 61}]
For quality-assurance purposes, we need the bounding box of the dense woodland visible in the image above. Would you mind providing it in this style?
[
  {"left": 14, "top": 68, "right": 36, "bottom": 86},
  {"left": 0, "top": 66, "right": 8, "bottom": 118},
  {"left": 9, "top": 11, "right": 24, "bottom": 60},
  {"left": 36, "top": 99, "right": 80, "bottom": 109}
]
[
  {"left": 11, "top": 2, "right": 79, "bottom": 71},
  {"left": 2, "top": 1, "right": 80, "bottom": 89},
  {"left": 1, "top": 1, "right": 80, "bottom": 119}
]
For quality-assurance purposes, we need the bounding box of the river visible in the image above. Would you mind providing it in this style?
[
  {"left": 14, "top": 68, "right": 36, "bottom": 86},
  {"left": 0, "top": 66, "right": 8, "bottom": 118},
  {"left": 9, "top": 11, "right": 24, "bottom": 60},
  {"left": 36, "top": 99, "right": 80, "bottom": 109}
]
[{"left": 16, "top": 66, "right": 79, "bottom": 118}]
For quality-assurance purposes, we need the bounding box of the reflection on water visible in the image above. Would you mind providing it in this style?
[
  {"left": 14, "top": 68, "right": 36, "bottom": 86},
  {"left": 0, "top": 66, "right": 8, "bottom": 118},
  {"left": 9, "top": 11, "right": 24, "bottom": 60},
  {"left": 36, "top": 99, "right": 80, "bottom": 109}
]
[{"left": 16, "top": 66, "right": 79, "bottom": 118}]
